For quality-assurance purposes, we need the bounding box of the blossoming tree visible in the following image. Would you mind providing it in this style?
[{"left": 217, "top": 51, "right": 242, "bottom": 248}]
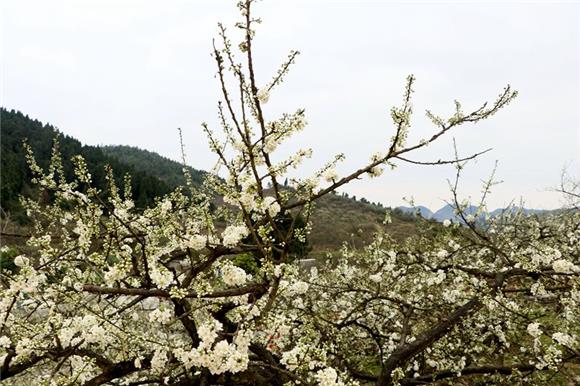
[{"left": 1, "top": 1, "right": 577, "bottom": 385}]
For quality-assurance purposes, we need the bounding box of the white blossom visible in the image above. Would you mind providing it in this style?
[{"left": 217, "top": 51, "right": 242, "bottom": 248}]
[
  {"left": 13, "top": 255, "right": 29, "bottom": 267},
  {"left": 186, "top": 234, "right": 207, "bottom": 251},
  {"left": 257, "top": 88, "right": 270, "bottom": 104},
  {"left": 322, "top": 168, "right": 338, "bottom": 183},
  {"left": 369, "top": 273, "right": 382, "bottom": 283},
  {"left": 315, "top": 367, "right": 344, "bottom": 386},
  {"left": 104, "top": 266, "right": 124, "bottom": 285},
  {"left": 552, "top": 259, "right": 577, "bottom": 273},
  {"left": 552, "top": 332, "right": 575, "bottom": 347},
  {"left": 198, "top": 319, "right": 222, "bottom": 346},
  {"left": 150, "top": 266, "right": 174, "bottom": 289},
  {"left": 149, "top": 308, "right": 173, "bottom": 324},
  {"left": 222, "top": 264, "right": 247, "bottom": 287},
  {"left": 151, "top": 350, "right": 168, "bottom": 373},
  {"left": 0, "top": 336, "right": 11, "bottom": 348},
  {"left": 527, "top": 322, "right": 542, "bottom": 338},
  {"left": 222, "top": 225, "right": 249, "bottom": 247},
  {"left": 262, "top": 196, "right": 281, "bottom": 217},
  {"left": 289, "top": 281, "right": 309, "bottom": 295},
  {"left": 368, "top": 166, "right": 384, "bottom": 178},
  {"left": 274, "top": 264, "right": 284, "bottom": 278},
  {"left": 160, "top": 200, "right": 172, "bottom": 212}
]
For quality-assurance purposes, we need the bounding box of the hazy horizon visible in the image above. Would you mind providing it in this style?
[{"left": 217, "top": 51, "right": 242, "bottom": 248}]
[{"left": 2, "top": 0, "right": 579, "bottom": 210}]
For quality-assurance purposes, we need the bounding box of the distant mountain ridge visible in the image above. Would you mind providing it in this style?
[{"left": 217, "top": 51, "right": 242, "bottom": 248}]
[
  {"left": 398, "top": 204, "right": 550, "bottom": 223},
  {"left": 397, "top": 206, "right": 433, "bottom": 219}
]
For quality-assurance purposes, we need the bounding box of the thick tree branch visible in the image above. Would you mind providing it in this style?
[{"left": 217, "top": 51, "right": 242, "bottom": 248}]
[
  {"left": 401, "top": 363, "right": 537, "bottom": 385},
  {"left": 83, "top": 283, "right": 268, "bottom": 299}
]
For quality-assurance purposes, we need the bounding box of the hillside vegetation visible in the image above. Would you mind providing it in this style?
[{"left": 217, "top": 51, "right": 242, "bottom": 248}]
[
  {"left": 1, "top": 109, "right": 420, "bottom": 253},
  {"left": 310, "top": 193, "right": 418, "bottom": 255},
  {"left": 102, "top": 143, "right": 421, "bottom": 250},
  {"left": 0, "top": 108, "right": 172, "bottom": 221},
  {"left": 101, "top": 145, "right": 205, "bottom": 188}
]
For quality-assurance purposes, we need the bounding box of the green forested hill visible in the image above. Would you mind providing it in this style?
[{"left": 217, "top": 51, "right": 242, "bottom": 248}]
[
  {"left": 1, "top": 108, "right": 420, "bottom": 249},
  {"left": 0, "top": 108, "right": 172, "bottom": 221},
  {"left": 100, "top": 145, "right": 205, "bottom": 188}
]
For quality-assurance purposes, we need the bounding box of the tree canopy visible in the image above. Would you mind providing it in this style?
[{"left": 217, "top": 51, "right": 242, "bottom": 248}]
[{"left": 0, "top": 1, "right": 577, "bottom": 385}]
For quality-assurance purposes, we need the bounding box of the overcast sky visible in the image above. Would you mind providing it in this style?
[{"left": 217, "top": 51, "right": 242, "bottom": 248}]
[{"left": 2, "top": 0, "right": 579, "bottom": 210}]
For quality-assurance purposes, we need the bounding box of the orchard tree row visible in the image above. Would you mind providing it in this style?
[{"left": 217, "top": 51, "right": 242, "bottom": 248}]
[{"left": 1, "top": 1, "right": 577, "bottom": 385}]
